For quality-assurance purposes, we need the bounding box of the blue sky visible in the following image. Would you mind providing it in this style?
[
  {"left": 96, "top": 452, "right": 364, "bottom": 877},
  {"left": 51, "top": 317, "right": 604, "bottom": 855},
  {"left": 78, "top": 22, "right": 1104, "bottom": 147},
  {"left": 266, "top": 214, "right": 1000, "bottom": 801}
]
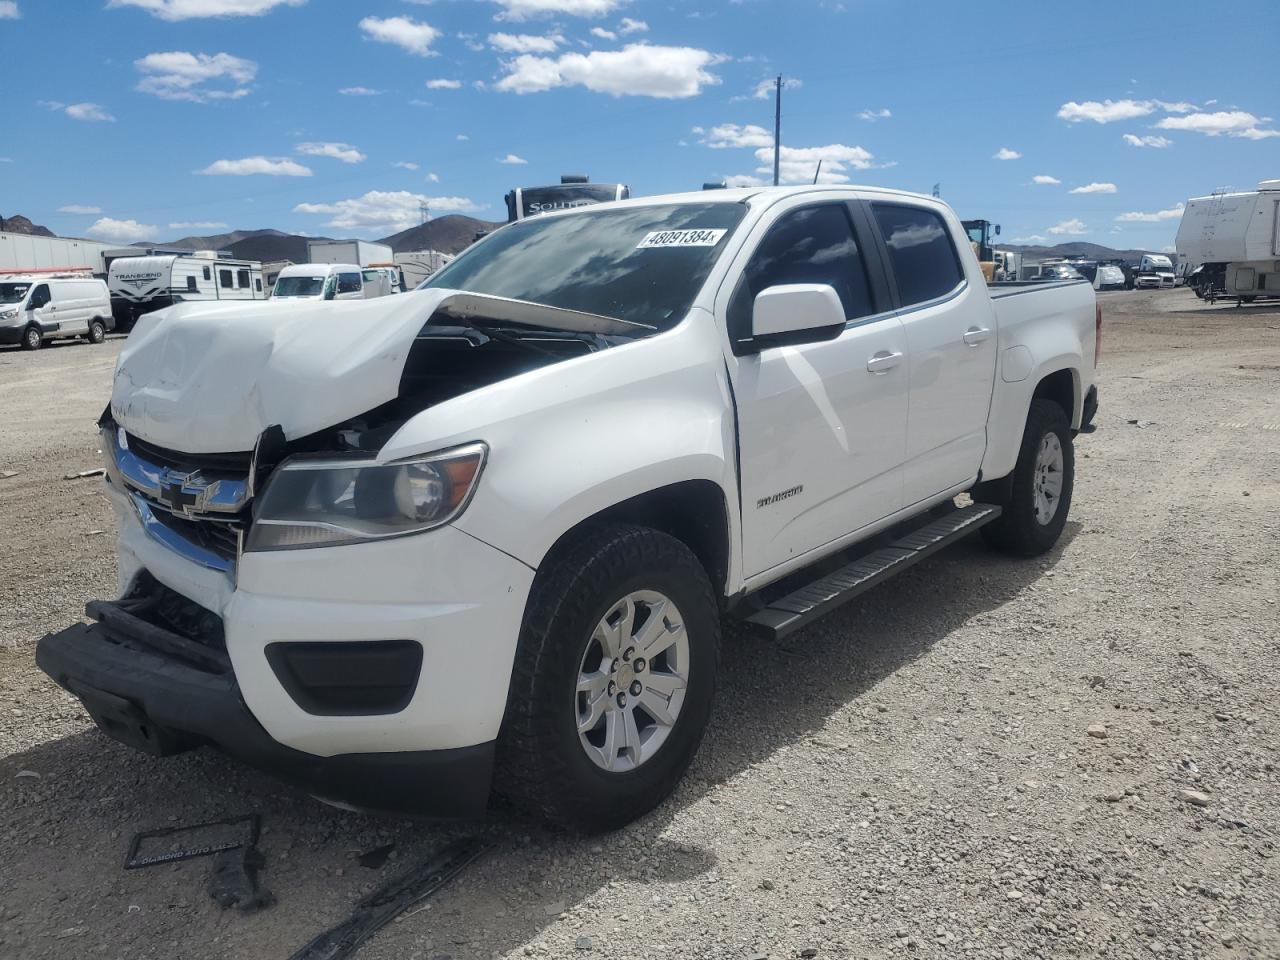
[{"left": 3, "top": 0, "right": 1277, "bottom": 251}]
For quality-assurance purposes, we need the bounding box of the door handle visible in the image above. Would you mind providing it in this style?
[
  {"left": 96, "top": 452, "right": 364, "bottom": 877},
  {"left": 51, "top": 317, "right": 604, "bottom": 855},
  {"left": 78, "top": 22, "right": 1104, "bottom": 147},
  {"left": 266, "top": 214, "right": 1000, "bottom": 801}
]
[
  {"left": 866, "top": 350, "right": 902, "bottom": 373},
  {"left": 962, "top": 327, "right": 990, "bottom": 346}
]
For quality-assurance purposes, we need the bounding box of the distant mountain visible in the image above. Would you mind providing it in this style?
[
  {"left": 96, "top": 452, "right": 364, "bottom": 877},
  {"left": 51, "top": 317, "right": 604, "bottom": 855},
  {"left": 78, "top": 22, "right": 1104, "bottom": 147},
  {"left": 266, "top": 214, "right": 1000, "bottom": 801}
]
[
  {"left": 1001, "top": 241, "right": 1160, "bottom": 263},
  {"left": 1, "top": 214, "right": 55, "bottom": 237},
  {"left": 380, "top": 215, "right": 503, "bottom": 255},
  {"left": 162, "top": 228, "right": 292, "bottom": 252}
]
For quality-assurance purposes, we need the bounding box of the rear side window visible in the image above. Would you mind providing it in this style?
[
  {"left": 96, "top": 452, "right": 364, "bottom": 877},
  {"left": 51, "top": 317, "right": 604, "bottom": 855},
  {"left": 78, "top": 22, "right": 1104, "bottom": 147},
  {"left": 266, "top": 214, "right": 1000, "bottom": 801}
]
[
  {"left": 337, "top": 272, "right": 362, "bottom": 294},
  {"left": 728, "top": 203, "right": 876, "bottom": 342},
  {"left": 219, "top": 269, "right": 233, "bottom": 289},
  {"left": 255, "top": 277, "right": 262, "bottom": 292},
  {"left": 872, "top": 204, "right": 963, "bottom": 307},
  {"left": 186, "top": 275, "right": 198, "bottom": 293},
  {"left": 237, "top": 269, "right": 250, "bottom": 288}
]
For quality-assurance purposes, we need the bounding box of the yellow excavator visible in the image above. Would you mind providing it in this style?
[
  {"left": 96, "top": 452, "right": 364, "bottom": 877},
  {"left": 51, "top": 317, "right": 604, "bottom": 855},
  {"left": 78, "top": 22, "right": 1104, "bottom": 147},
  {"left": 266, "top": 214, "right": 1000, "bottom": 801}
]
[{"left": 962, "top": 219, "right": 1001, "bottom": 282}]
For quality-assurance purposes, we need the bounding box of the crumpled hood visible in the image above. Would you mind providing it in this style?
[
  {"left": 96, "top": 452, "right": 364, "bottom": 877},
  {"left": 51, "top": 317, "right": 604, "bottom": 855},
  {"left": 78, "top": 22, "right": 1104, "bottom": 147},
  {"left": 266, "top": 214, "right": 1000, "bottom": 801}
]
[{"left": 111, "top": 289, "right": 452, "bottom": 453}]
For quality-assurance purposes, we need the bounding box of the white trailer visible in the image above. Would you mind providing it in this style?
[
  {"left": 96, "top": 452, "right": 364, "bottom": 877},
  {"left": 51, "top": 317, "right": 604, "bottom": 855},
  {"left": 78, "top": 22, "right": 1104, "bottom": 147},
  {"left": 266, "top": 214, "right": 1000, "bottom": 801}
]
[
  {"left": 109, "top": 253, "right": 264, "bottom": 330},
  {"left": 395, "top": 249, "right": 454, "bottom": 290},
  {"left": 1176, "top": 180, "right": 1280, "bottom": 301},
  {"left": 0, "top": 231, "right": 127, "bottom": 277},
  {"left": 306, "top": 239, "right": 393, "bottom": 268}
]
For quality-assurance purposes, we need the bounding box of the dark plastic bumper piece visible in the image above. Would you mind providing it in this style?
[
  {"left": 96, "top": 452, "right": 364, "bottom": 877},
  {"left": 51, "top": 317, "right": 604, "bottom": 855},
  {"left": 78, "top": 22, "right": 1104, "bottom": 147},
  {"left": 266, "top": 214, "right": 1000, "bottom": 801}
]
[
  {"left": 36, "top": 616, "right": 493, "bottom": 819},
  {"left": 1081, "top": 384, "right": 1099, "bottom": 432}
]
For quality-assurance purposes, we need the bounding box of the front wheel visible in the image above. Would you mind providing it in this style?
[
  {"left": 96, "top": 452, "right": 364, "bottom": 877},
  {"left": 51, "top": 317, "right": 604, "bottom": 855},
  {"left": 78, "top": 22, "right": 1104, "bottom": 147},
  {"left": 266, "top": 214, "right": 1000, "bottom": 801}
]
[
  {"left": 21, "top": 326, "right": 42, "bottom": 351},
  {"left": 495, "top": 524, "right": 720, "bottom": 832},
  {"left": 976, "top": 399, "right": 1074, "bottom": 556}
]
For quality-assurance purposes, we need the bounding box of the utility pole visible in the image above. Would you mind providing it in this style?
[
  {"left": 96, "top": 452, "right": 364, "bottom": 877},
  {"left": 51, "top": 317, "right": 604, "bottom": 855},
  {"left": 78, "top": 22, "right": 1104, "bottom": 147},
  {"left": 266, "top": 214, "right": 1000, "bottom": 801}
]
[
  {"left": 773, "top": 75, "right": 783, "bottom": 187},
  {"left": 419, "top": 201, "right": 431, "bottom": 225}
]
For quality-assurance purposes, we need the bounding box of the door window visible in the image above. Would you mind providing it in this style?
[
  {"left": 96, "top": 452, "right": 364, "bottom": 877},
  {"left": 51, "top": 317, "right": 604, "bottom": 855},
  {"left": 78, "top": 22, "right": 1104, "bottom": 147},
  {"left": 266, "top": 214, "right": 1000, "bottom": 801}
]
[
  {"left": 237, "top": 269, "right": 250, "bottom": 288},
  {"left": 28, "top": 284, "right": 50, "bottom": 309},
  {"left": 871, "top": 204, "right": 963, "bottom": 307},
  {"left": 219, "top": 270, "right": 233, "bottom": 289},
  {"left": 728, "top": 204, "right": 876, "bottom": 342},
  {"left": 203, "top": 266, "right": 211, "bottom": 281},
  {"left": 186, "top": 275, "right": 198, "bottom": 293},
  {"left": 336, "top": 272, "right": 362, "bottom": 294}
]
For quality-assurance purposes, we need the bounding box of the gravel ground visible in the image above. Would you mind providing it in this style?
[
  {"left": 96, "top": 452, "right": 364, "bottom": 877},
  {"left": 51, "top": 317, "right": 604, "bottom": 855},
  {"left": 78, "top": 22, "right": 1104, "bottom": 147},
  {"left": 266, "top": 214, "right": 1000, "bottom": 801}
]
[{"left": 1, "top": 290, "right": 1277, "bottom": 960}]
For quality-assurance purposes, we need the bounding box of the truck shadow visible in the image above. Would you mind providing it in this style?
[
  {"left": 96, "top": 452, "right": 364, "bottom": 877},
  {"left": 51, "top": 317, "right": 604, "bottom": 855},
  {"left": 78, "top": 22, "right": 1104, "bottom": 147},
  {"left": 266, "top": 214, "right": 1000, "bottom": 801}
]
[{"left": 0, "top": 524, "right": 1079, "bottom": 958}]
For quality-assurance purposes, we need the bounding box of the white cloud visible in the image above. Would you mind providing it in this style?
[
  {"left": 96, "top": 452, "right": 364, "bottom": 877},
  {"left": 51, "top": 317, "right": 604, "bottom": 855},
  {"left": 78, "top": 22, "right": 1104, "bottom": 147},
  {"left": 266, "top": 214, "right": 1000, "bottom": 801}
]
[
  {"left": 393, "top": 161, "right": 420, "bottom": 170},
  {"left": 426, "top": 78, "right": 462, "bottom": 89},
  {"left": 590, "top": 26, "right": 616, "bottom": 39},
  {"left": 107, "top": 0, "right": 303, "bottom": 20},
  {"left": 169, "top": 220, "right": 229, "bottom": 229},
  {"left": 703, "top": 123, "right": 773, "bottom": 148},
  {"left": 296, "top": 141, "right": 365, "bottom": 164},
  {"left": 496, "top": 43, "right": 723, "bottom": 98},
  {"left": 1057, "top": 98, "right": 1157, "bottom": 124},
  {"left": 85, "top": 217, "right": 157, "bottom": 243},
  {"left": 1031, "top": 175, "right": 1060, "bottom": 185},
  {"left": 857, "top": 107, "right": 891, "bottom": 121},
  {"left": 0, "top": 2, "right": 20, "bottom": 19},
  {"left": 723, "top": 174, "right": 764, "bottom": 187},
  {"left": 293, "top": 190, "right": 481, "bottom": 234},
  {"left": 134, "top": 51, "right": 256, "bottom": 102},
  {"left": 339, "top": 86, "right": 382, "bottom": 96},
  {"left": 198, "top": 156, "right": 312, "bottom": 176},
  {"left": 1069, "top": 182, "right": 1117, "bottom": 194},
  {"left": 993, "top": 147, "right": 1021, "bottom": 160},
  {"left": 426, "top": 172, "right": 440, "bottom": 183},
  {"left": 359, "top": 16, "right": 440, "bottom": 57},
  {"left": 493, "top": 0, "right": 624, "bottom": 20},
  {"left": 751, "top": 143, "right": 880, "bottom": 185},
  {"left": 751, "top": 76, "right": 799, "bottom": 100},
  {"left": 1115, "top": 203, "right": 1185, "bottom": 223},
  {"left": 456, "top": 133, "right": 469, "bottom": 141},
  {"left": 498, "top": 153, "right": 528, "bottom": 164},
  {"left": 1156, "top": 110, "right": 1279, "bottom": 139},
  {"left": 1123, "top": 133, "right": 1172, "bottom": 148},
  {"left": 66, "top": 102, "right": 116, "bottom": 122},
  {"left": 488, "top": 32, "right": 562, "bottom": 53},
  {"left": 618, "top": 16, "right": 646, "bottom": 33},
  {"left": 58, "top": 205, "right": 102, "bottom": 215},
  {"left": 1047, "top": 218, "right": 1087, "bottom": 236}
]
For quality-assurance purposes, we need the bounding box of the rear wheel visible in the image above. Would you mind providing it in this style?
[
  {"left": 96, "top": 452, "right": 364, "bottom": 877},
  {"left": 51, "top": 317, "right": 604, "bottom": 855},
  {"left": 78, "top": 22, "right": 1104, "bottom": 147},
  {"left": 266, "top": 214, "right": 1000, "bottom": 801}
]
[
  {"left": 21, "top": 326, "right": 42, "bottom": 351},
  {"left": 88, "top": 319, "right": 106, "bottom": 344},
  {"left": 976, "top": 399, "right": 1074, "bottom": 556},
  {"left": 495, "top": 524, "right": 720, "bottom": 832}
]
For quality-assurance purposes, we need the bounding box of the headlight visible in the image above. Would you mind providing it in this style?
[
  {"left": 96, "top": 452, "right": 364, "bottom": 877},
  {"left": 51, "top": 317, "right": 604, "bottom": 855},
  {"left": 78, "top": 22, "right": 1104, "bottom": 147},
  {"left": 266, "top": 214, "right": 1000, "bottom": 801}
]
[
  {"left": 246, "top": 443, "right": 486, "bottom": 551},
  {"left": 0, "top": 308, "right": 18, "bottom": 321}
]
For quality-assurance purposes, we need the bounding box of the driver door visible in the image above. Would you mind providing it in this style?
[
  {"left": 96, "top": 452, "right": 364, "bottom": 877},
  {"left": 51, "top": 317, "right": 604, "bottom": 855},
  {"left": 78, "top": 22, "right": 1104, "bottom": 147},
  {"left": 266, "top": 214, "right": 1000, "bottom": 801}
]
[
  {"left": 26, "top": 283, "right": 54, "bottom": 334},
  {"left": 722, "top": 198, "right": 909, "bottom": 584}
]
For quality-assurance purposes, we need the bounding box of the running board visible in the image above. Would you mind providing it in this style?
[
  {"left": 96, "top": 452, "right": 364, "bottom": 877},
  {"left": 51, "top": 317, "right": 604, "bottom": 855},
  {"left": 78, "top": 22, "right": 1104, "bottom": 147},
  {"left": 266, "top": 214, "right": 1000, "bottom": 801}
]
[{"left": 742, "top": 503, "right": 1002, "bottom": 640}]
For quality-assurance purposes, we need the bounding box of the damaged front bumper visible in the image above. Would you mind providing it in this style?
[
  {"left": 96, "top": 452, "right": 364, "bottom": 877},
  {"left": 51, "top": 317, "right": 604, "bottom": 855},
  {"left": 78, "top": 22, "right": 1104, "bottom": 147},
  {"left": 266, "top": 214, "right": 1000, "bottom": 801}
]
[{"left": 36, "top": 598, "right": 495, "bottom": 818}]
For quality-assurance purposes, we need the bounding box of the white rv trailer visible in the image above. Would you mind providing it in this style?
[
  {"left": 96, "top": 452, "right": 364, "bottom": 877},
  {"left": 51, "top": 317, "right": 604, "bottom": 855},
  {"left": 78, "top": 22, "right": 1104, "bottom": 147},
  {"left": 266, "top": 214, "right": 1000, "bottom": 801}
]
[
  {"left": 394, "top": 249, "right": 454, "bottom": 289},
  {"left": 306, "top": 239, "right": 393, "bottom": 267},
  {"left": 108, "top": 252, "right": 264, "bottom": 330},
  {"left": 1176, "top": 180, "right": 1280, "bottom": 301}
]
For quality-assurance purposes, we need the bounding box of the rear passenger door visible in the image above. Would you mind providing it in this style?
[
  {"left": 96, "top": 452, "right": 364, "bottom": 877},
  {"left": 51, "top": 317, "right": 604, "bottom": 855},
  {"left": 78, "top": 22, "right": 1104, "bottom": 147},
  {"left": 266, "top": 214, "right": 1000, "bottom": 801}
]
[
  {"left": 868, "top": 202, "right": 998, "bottom": 505},
  {"left": 724, "top": 198, "right": 908, "bottom": 583}
]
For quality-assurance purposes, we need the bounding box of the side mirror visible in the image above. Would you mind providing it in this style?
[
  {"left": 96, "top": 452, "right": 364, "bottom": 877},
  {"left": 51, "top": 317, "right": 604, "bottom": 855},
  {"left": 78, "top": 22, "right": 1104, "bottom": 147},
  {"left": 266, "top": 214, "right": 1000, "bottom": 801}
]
[
  {"left": 747, "top": 283, "right": 846, "bottom": 350},
  {"left": 994, "top": 224, "right": 1002, "bottom": 236}
]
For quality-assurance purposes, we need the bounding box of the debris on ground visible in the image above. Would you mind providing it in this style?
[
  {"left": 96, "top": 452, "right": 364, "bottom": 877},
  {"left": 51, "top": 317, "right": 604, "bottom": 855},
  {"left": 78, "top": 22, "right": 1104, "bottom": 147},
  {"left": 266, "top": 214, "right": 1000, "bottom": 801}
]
[
  {"left": 208, "top": 846, "right": 275, "bottom": 913},
  {"left": 125, "top": 814, "right": 261, "bottom": 869},
  {"left": 287, "top": 836, "right": 491, "bottom": 960},
  {"left": 62, "top": 467, "right": 106, "bottom": 480},
  {"left": 357, "top": 843, "right": 396, "bottom": 870},
  {"left": 1126, "top": 419, "right": 1156, "bottom": 428}
]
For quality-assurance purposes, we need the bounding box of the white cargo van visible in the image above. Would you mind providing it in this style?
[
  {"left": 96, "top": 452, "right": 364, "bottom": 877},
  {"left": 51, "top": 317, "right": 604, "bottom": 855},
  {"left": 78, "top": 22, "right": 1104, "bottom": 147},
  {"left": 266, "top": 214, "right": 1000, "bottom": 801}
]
[
  {"left": 270, "top": 263, "right": 364, "bottom": 301},
  {"left": 0, "top": 272, "right": 113, "bottom": 350}
]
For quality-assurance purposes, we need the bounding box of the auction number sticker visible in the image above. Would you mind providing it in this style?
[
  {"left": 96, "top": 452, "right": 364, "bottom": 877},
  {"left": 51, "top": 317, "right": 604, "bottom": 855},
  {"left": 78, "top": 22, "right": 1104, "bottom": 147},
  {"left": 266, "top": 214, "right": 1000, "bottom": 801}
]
[{"left": 636, "top": 228, "right": 727, "bottom": 249}]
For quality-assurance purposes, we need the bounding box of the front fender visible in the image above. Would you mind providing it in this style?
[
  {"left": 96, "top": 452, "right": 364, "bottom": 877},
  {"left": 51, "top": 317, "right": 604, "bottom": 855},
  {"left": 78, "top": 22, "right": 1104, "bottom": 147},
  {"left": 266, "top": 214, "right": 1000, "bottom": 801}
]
[{"left": 379, "top": 315, "right": 742, "bottom": 579}]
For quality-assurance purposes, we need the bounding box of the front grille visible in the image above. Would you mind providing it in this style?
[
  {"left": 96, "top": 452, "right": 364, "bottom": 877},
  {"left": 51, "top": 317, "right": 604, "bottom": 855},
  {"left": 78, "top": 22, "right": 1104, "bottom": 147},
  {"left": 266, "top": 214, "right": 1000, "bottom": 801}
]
[
  {"left": 148, "top": 508, "right": 243, "bottom": 564},
  {"left": 126, "top": 433, "right": 252, "bottom": 477}
]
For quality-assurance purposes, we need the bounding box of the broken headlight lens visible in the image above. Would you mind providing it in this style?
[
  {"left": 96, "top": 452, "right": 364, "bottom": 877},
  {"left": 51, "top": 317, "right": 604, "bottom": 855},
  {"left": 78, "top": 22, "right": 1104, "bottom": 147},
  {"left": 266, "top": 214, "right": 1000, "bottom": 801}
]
[{"left": 246, "top": 443, "right": 486, "bottom": 551}]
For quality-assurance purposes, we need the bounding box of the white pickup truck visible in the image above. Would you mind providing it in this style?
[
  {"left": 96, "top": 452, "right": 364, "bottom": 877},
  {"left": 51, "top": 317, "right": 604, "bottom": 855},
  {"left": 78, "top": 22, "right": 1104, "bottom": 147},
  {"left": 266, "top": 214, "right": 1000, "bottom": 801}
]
[{"left": 38, "top": 186, "right": 1100, "bottom": 832}]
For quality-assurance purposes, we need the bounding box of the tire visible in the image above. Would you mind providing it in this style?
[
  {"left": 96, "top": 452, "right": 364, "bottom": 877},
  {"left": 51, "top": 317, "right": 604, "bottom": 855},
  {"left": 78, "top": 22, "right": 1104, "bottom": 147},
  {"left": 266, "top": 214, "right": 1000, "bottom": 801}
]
[
  {"left": 975, "top": 399, "right": 1074, "bottom": 557},
  {"left": 495, "top": 523, "right": 720, "bottom": 832},
  {"left": 21, "top": 326, "right": 42, "bottom": 351},
  {"left": 88, "top": 319, "right": 106, "bottom": 344}
]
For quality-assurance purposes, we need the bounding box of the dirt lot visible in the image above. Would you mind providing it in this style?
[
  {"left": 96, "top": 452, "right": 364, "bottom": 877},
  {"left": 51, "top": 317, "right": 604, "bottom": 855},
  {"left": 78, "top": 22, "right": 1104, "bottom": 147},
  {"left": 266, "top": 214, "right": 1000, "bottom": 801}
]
[{"left": 1, "top": 289, "right": 1277, "bottom": 960}]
